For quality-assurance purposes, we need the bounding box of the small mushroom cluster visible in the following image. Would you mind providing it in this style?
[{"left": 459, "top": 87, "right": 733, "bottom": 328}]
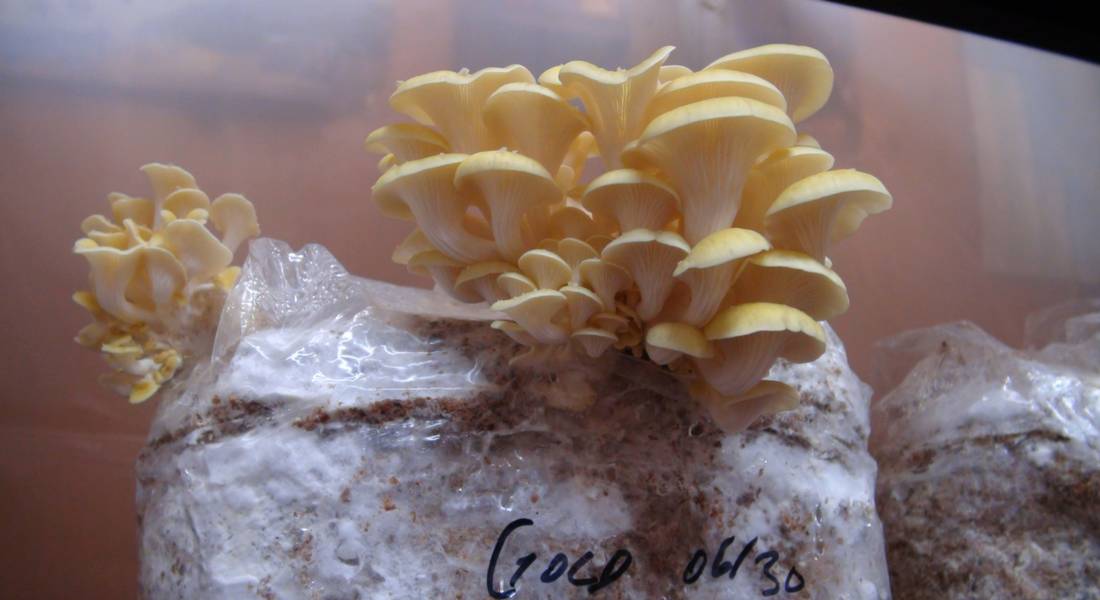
[
  {"left": 368, "top": 44, "right": 892, "bottom": 432},
  {"left": 73, "top": 164, "right": 259, "bottom": 403}
]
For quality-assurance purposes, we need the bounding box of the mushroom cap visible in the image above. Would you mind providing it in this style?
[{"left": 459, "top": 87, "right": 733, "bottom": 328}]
[
  {"left": 548, "top": 204, "right": 610, "bottom": 240},
  {"left": 209, "top": 193, "right": 260, "bottom": 257},
  {"left": 364, "top": 123, "right": 449, "bottom": 163},
  {"left": 704, "top": 302, "right": 825, "bottom": 363},
  {"left": 389, "top": 65, "right": 534, "bottom": 152},
  {"left": 602, "top": 228, "right": 691, "bottom": 321},
  {"left": 556, "top": 238, "right": 599, "bottom": 270},
  {"left": 454, "top": 150, "right": 562, "bottom": 260},
  {"left": 377, "top": 153, "right": 397, "bottom": 172},
  {"left": 372, "top": 153, "right": 462, "bottom": 220},
  {"left": 491, "top": 289, "right": 568, "bottom": 344},
  {"left": 391, "top": 229, "right": 434, "bottom": 268},
  {"left": 736, "top": 145, "right": 834, "bottom": 232},
  {"left": 162, "top": 188, "right": 211, "bottom": 220},
  {"left": 497, "top": 271, "right": 537, "bottom": 298},
  {"left": 622, "top": 97, "right": 796, "bottom": 244},
  {"left": 109, "top": 193, "right": 154, "bottom": 228},
  {"left": 483, "top": 82, "right": 590, "bottom": 175},
  {"left": 492, "top": 319, "right": 538, "bottom": 347},
  {"left": 795, "top": 132, "right": 821, "bottom": 148},
  {"left": 590, "top": 312, "right": 629, "bottom": 333},
  {"left": 537, "top": 65, "right": 568, "bottom": 96},
  {"left": 561, "top": 284, "right": 604, "bottom": 329},
  {"left": 140, "top": 163, "right": 197, "bottom": 206},
  {"left": 765, "top": 169, "right": 892, "bottom": 261},
  {"left": 705, "top": 44, "right": 833, "bottom": 123},
  {"left": 691, "top": 379, "right": 800, "bottom": 433},
  {"left": 372, "top": 153, "right": 499, "bottom": 263},
  {"left": 581, "top": 169, "right": 679, "bottom": 232},
  {"left": 571, "top": 327, "right": 618, "bottom": 358},
  {"left": 735, "top": 250, "right": 849, "bottom": 320},
  {"left": 454, "top": 261, "right": 515, "bottom": 302},
  {"left": 559, "top": 46, "right": 674, "bottom": 168},
  {"left": 406, "top": 249, "right": 478, "bottom": 301},
  {"left": 671, "top": 227, "right": 771, "bottom": 326},
  {"left": 658, "top": 64, "right": 693, "bottom": 84},
  {"left": 674, "top": 228, "right": 771, "bottom": 275},
  {"left": 645, "top": 69, "right": 787, "bottom": 125},
  {"left": 518, "top": 248, "right": 572, "bottom": 290},
  {"left": 577, "top": 258, "right": 632, "bottom": 309},
  {"left": 645, "top": 322, "right": 714, "bottom": 365}
]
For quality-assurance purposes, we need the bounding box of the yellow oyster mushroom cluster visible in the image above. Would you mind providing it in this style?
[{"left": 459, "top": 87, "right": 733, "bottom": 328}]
[
  {"left": 73, "top": 164, "right": 259, "bottom": 403},
  {"left": 368, "top": 45, "right": 891, "bottom": 432}
]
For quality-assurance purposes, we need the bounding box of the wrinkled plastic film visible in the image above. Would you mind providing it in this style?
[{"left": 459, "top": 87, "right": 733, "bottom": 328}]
[{"left": 872, "top": 306, "right": 1100, "bottom": 598}]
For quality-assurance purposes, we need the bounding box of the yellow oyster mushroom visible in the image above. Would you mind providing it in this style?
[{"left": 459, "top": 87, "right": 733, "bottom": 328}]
[
  {"left": 697, "top": 302, "right": 825, "bottom": 396},
  {"left": 517, "top": 249, "right": 572, "bottom": 290},
  {"left": 691, "top": 379, "right": 801, "bottom": 433},
  {"left": 622, "top": 97, "right": 796, "bottom": 245},
  {"left": 705, "top": 44, "right": 834, "bottom": 123},
  {"left": 537, "top": 65, "right": 568, "bottom": 97},
  {"left": 159, "top": 218, "right": 234, "bottom": 284},
  {"left": 644, "top": 322, "right": 713, "bottom": 366},
  {"left": 141, "top": 163, "right": 197, "bottom": 209},
  {"left": 162, "top": 188, "right": 211, "bottom": 221},
  {"left": 547, "top": 204, "right": 607, "bottom": 240},
  {"left": 644, "top": 69, "right": 787, "bottom": 126},
  {"left": 556, "top": 131, "right": 597, "bottom": 192},
  {"left": 364, "top": 123, "right": 449, "bottom": 163},
  {"left": 492, "top": 319, "right": 538, "bottom": 347},
  {"left": 765, "top": 169, "right": 892, "bottom": 262},
  {"left": 389, "top": 65, "right": 534, "bottom": 153},
  {"left": 577, "top": 258, "right": 632, "bottom": 310},
  {"left": 795, "top": 133, "right": 821, "bottom": 148},
  {"left": 590, "top": 312, "right": 629, "bottom": 334},
  {"left": 406, "top": 249, "right": 480, "bottom": 303},
  {"left": 372, "top": 154, "right": 498, "bottom": 263},
  {"left": 556, "top": 238, "right": 599, "bottom": 269},
  {"left": 109, "top": 193, "right": 155, "bottom": 229},
  {"left": 658, "top": 64, "right": 693, "bottom": 84},
  {"left": 73, "top": 243, "right": 150, "bottom": 324},
  {"left": 581, "top": 169, "right": 679, "bottom": 232},
  {"left": 736, "top": 145, "right": 834, "bottom": 232},
  {"left": 497, "top": 271, "right": 537, "bottom": 298},
  {"left": 673, "top": 228, "right": 771, "bottom": 326},
  {"left": 558, "top": 46, "right": 674, "bottom": 168},
  {"left": 491, "top": 290, "right": 568, "bottom": 344},
  {"left": 454, "top": 261, "right": 515, "bottom": 303},
  {"left": 139, "top": 245, "right": 187, "bottom": 311},
  {"left": 571, "top": 327, "right": 618, "bottom": 358},
  {"left": 733, "top": 250, "right": 849, "bottom": 321},
  {"left": 454, "top": 150, "right": 562, "bottom": 261},
  {"left": 391, "top": 229, "right": 435, "bottom": 270},
  {"left": 483, "top": 83, "right": 590, "bottom": 177},
  {"left": 560, "top": 284, "right": 604, "bottom": 330},
  {"left": 210, "top": 193, "right": 260, "bottom": 257},
  {"left": 81, "top": 214, "right": 122, "bottom": 235},
  {"left": 601, "top": 228, "right": 690, "bottom": 322}
]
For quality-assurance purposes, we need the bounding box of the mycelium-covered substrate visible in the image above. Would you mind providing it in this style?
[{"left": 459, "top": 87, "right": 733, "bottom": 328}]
[
  {"left": 872, "top": 314, "right": 1100, "bottom": 599},
  {"left": 136, "top": 239, "right": 890, "bottom": 599}
]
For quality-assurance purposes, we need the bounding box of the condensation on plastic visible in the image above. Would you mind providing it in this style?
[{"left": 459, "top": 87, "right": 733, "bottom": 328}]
[
  {"left": 137, "top": 239, "right": 890, "bottom": 600},
  {"left": 871, "top": 303, "right": 1100, "bottom": 598}
]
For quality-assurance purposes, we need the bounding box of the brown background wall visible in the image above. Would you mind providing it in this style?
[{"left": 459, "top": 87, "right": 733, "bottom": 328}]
[{"left": 2, "top": 0, "right": 1098, "bottom": 597}]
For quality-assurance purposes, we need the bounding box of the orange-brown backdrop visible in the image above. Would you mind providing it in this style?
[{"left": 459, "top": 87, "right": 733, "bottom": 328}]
[{"left": 2, "top": 0, "right": 1098, "bottom": 597}]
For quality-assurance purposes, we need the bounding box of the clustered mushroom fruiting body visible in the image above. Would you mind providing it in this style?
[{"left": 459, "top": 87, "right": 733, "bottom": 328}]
[
  {"left": 73, "top": 164, "right": 259, "bottom": 403},
  {"left": 369, "top": 45, "right": 892, "bottom": 432}
]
